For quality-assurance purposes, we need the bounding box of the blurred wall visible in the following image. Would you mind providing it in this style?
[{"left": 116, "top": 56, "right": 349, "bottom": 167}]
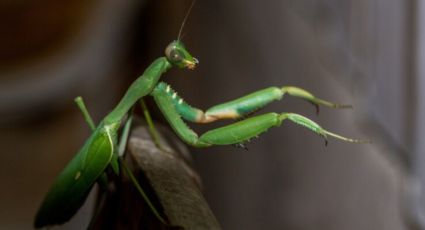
[{"left": 0, "top": 0, "right": 417, "bottom": 229}]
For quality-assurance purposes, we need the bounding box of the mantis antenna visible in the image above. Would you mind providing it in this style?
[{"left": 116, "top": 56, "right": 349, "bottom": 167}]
[{"left": 177, "top": 0, "right": 197, "bottom": 41}]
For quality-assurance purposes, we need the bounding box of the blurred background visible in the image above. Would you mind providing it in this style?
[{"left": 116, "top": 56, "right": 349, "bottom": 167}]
[{"left": 0, "top": 0, "right": 422, "bottom": 229}]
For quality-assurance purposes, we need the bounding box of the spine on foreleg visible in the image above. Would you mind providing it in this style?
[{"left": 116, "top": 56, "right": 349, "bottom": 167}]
[{"left": 155, "top": 82, "right": 203, "bottom": 122}]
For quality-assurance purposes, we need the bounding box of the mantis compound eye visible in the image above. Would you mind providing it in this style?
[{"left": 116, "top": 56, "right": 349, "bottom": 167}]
[{"left": 169, "top": 49, "right": 183, "bottom": 62}]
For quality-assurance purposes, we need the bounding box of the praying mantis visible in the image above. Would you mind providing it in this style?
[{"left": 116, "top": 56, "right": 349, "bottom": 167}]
[{"left": 34, "top": 3, "right": 367, "bottom": 229}]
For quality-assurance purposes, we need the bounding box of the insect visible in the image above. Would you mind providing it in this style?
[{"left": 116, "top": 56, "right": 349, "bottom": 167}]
[{"left": 34, "top": 2, "right": 366, "bottom": 228}]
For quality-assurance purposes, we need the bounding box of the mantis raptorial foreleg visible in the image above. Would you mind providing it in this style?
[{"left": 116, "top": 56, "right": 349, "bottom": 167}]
[
  {"left": 156, "top": 82, "right": 351, "bottom": 124},
  {"left": 152, "top": 82, "right": 365, "bottom": 148}
]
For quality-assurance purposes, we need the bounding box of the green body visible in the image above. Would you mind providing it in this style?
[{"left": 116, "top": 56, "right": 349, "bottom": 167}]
[
  {"left": 104, "top": 58, "right": 172, "bottom": 124},
  {"left": 34, "top": 125, "right": 117, "bottom": 227},
  {"left": 34, "top": 57, "right": 172, "bottom": 228},
  {"left": 35, "top": 40, "right": 365, "bottom": 228}
]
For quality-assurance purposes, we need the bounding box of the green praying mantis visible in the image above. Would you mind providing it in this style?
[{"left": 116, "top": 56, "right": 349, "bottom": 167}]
[{"left": 34, "top": 3, "right": 367, "bottom": 228}]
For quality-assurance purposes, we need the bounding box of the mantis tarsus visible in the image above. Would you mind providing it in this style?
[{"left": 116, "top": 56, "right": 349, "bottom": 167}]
[{"left": 34, "top": 4, "right": 367, "bottom": 228}]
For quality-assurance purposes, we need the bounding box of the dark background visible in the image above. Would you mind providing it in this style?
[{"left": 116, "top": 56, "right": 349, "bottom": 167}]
[{"left": 0, "top": 0, "right": 421, "bottom": 229}]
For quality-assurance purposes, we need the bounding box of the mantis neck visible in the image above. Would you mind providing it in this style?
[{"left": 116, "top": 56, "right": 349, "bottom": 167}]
[{"left": 104, "top": 57, "right": 172, "bottom": 124}]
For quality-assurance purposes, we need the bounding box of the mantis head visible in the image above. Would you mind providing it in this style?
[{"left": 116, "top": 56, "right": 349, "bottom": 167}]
[{"left": 165, "top": 40, "right": 198, "bottom": 70}]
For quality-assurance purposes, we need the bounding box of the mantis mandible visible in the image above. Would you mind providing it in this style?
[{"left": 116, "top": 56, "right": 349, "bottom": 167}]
[{"left": 34, "top": 3, "right": 366, "bottom": 228}]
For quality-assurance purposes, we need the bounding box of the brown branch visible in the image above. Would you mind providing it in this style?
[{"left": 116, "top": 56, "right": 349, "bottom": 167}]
[{"left": 90, "top": 124, "right": 221, "bottom": 230}]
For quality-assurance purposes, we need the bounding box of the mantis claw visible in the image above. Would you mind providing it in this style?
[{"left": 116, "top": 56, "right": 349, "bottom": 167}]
[
  {"left": 283, "top": 86, "right": 353, "bottom": 114},
  {"left": 233, "top": 143, "right": 249, "bottom": 150},
  {"left": 318, "top": 131, "right": 328, "bottom": 146},
  {"left": 309, "top": 101, "right": 321, "bottom": 115},
  {"left": 307, "top": 97, "right": 353, "bottom": 115}
]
